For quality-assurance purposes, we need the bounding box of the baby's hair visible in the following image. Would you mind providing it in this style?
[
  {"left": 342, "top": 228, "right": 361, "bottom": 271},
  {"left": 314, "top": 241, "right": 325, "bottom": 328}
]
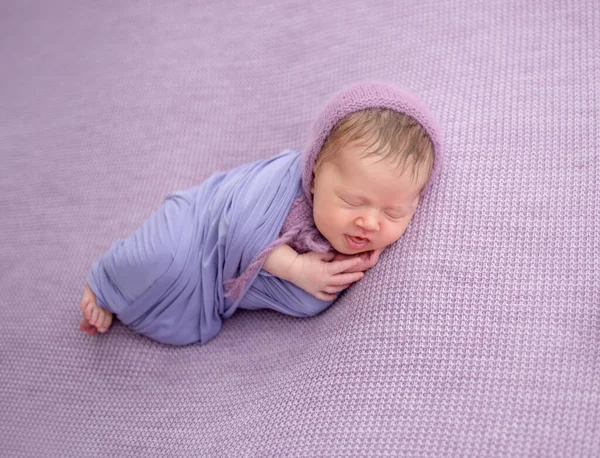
[{"left": 314, "top": 108, "right": 434, "bottom": 190}]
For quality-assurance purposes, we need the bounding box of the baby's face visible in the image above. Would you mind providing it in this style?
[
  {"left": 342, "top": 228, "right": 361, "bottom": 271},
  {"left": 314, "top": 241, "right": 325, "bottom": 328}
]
[{"left": 311, "top": 140, "right": 430, "bottom": 255}]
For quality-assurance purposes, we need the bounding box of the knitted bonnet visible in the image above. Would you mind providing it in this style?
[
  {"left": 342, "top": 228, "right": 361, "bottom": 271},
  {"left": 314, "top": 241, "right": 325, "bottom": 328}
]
[
  {"left": 224, "top": 81, "right": 443, "bottom": 300},
  {"left": 301, "top": 80, "right": 443, "bottom": 202}
]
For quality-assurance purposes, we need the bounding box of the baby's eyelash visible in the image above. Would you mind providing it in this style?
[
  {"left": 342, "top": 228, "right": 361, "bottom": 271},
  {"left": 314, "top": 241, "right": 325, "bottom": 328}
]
[
  {"left": 339, "top": 195, "right": 407, "bottom": 219},
  {"left": 385, "top": 212, "right": 404, "bottom": 220},
  {"left": 341, "top": 197, "right": 361, "bottom": 207},
  {"left": 385, "top": 209, "right": 410, "bottom": 219}
]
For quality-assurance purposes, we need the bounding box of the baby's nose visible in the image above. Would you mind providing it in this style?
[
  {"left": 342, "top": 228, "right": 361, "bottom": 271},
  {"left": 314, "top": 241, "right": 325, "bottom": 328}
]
[{"left": 356, "top": 213, "right": 380, "bottom": 231}]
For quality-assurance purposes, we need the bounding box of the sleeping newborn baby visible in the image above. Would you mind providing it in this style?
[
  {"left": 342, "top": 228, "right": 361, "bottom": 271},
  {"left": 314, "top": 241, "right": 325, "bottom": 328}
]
[{"left": 79, "top": 81, "right": 442, "bottom": 345}]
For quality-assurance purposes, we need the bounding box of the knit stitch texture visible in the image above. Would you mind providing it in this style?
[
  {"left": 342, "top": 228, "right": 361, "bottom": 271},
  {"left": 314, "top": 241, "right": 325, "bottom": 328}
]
[{"left": 0, "top": 1, "right": 598, "bottom": 457}]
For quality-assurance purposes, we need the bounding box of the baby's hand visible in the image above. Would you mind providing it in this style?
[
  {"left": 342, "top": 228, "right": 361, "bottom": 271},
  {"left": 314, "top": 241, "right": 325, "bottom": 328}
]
[
  {"left": 332, "top": 248, "right": 383, "bottom": 273},
  {"left": 289, "top": 251, "right": 365, "bottom": 302}
]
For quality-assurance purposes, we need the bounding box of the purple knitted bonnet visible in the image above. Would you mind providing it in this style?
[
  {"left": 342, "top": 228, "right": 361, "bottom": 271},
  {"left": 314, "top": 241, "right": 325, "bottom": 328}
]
[{"left": 302, "top": 81, "right": 443, "bottom": 203}]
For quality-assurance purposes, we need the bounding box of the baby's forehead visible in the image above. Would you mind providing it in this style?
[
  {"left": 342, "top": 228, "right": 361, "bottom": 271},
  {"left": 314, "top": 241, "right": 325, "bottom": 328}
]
[
  {"left": 341, "top": 159, "right": 427, "bottom": 199},
  {"left": 336, "top": 145, "right": 426, "bottom": 177}
]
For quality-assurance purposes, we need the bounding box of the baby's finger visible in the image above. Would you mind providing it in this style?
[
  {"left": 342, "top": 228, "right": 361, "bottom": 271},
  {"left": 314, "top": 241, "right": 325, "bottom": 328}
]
[
  {"left": 329, "top": 271, "right": 365, "bottom": 286},
  {"left": 80, "top": 319, "right": 97, "bottom": 336},
  {"left": 366, "top": 248, "right": 383, "bottom": 266},
  {"left": 329, "top": 256, "right": 362, "bottom": 274},
  {"left": 316, "top": 291, "right": 338, "bottom": 302},
  {"left": 338, "top": 256, "right": 370, "bottom": 273},
  {"left": 95, "top": 310, "right": 106, "bottom": 328},
  {"left": 320, "top": 251, "right": 336, "bottom": 262},
  {"left": 79, "top": 319, "right": 90, "bottom": 332},
  {"left": 99, "top": 313, "right": 112, "bottom": 333},
  {"left": 323, "top": 284, "right": 352, "bottom": 294},
  {"left": 90, "top": 308, "right": 100, "bottom": 327},
  {"left": 332, "top": 252, "right": 353, "bottom": 262}
]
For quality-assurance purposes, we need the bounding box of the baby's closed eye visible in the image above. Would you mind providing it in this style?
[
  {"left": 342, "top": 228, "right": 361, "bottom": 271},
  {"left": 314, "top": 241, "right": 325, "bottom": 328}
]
[
  {"left": 384, "top": 210, "right": 405, "bottom": 220},
  {"left": 340, "top": 197, "right": 362, "bottom": 207},
  {"left": 338, "top": 194, "right": 408, "bottom": 220}
]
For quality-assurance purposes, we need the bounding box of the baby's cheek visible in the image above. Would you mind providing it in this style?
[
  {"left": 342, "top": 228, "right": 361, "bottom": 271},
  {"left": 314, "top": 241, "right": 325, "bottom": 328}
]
[
  {"left": 314, "top": 201, "right": 335, "bottom": 230},
  {"left": 312, "top": 207, "right": 326, "bottom": 233},
  {"left": 392, "top": 217, "right": 412, "bottom": 239}
]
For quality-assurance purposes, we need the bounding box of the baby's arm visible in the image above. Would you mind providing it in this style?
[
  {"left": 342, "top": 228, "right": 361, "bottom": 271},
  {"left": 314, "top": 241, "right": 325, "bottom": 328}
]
[
  {"left": 262, "top": 244, "right": 301, "bottom": 283},
  {"left": 263, "top": 244, "right": 365, "bottom": 301}
]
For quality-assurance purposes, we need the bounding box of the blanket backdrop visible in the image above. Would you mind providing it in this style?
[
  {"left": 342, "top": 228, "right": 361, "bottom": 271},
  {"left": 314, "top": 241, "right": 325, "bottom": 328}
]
[{"left": 1, "top": 1, "right": 598, "bottom": 456}]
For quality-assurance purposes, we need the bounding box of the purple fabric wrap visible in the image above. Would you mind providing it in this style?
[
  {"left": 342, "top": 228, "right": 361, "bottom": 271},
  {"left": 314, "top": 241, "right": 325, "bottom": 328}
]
[
  {"left": 223, "top": 192, "right": 332, "bottom": 301},
  {"left": 87, "top": 150, "right": 333, "bottom": 345}
]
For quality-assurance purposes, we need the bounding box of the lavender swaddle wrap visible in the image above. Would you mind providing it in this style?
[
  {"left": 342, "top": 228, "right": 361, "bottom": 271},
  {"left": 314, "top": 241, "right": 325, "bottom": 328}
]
[{"left": 87, "top": 150, "right": 333, "bottom": 345}]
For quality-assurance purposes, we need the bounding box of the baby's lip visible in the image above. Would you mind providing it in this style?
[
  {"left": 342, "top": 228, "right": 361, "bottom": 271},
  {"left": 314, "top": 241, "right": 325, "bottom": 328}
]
[
  {"left": 344, "top": 234, "right": 370, "bottom": 251},
  {"left": 346, "top": 234, "right": 371, "bottom": 247},
  {"left": 351, "top": 234, "right": 370, "bottom": 241}
]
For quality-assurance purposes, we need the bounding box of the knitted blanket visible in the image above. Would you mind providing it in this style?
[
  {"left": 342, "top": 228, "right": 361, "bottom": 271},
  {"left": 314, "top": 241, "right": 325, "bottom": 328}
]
[{"left": 1, "top": 1, "right": 598, "bottom": 456}]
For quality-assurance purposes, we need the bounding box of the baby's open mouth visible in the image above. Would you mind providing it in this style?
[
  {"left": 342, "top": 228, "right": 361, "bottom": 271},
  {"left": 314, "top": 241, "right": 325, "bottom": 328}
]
[{"left": 345, "top": 234, "right": 369, "bottom": 250}]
